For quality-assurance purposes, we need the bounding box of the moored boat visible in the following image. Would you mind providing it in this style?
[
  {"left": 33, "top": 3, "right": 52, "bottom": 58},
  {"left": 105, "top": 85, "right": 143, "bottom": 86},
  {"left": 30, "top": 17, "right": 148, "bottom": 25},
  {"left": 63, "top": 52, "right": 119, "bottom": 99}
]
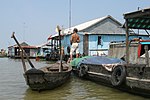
[
  {"left": 71, "top": 7, "right": 150, "bottom": 97},
  {"left": 71, "top": 56, "right": 150, "bottom": 97},
  {"left": 24, "top": 61, "right": 72, "bottom": 91},
  {"left": 11, "top": 26, "right": 72, "bottom": 91}
]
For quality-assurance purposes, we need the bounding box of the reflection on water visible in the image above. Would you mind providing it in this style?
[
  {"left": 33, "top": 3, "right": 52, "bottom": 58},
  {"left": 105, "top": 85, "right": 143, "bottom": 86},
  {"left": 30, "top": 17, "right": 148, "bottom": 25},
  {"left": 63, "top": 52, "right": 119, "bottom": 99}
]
[
  {"left": 0, "top": 58, "right": 149, "bottom": 100},
  {"left": 23, "top": 76, "right": 148, "bottom": 100}
]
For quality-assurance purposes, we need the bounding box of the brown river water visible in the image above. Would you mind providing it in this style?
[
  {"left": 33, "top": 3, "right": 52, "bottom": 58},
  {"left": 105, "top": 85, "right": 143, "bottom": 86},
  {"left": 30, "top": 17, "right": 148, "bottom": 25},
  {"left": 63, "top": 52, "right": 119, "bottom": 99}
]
[{"left": 0, "top": 58, "right": 149, "bottom": 100}]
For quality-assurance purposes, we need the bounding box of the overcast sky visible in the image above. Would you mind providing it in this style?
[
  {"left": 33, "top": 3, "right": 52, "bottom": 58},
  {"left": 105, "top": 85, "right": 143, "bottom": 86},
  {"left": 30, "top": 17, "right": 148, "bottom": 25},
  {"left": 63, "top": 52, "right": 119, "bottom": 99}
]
[{"left": 0, "top": 0, "right": 150, "bottom": 50}]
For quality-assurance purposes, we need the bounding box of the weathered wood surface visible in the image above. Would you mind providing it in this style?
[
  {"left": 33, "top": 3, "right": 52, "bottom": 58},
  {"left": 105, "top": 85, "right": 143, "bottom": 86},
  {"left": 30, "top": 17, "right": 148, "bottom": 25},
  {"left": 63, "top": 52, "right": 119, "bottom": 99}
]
[
  {"left": 73, "top": 63, "right": 150, "bottom": 97},
  {"left": 24, "top": 63, "right": 72, "bottom": 91}
]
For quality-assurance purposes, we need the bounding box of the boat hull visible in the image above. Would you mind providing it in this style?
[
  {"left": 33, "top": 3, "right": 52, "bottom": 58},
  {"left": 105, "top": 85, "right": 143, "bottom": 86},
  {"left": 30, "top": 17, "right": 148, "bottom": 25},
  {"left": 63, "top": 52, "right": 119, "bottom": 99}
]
[
  {"left": 24, "top": 63, "right": 72, "bottom": 91},
  {"left": 72, "top": 62, "right": 150, "bottom": 97}
]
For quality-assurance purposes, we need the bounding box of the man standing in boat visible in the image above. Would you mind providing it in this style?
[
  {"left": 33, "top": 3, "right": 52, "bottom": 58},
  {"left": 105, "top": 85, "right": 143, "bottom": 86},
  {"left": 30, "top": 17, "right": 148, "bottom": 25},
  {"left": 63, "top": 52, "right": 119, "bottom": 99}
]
[{"left": 68, "top": 28, "right": 80, "bottom": 62}]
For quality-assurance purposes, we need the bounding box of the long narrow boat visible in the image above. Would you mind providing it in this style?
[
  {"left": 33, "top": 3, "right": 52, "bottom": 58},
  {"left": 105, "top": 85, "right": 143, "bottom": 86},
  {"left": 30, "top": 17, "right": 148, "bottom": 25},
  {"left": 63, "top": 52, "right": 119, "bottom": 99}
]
[
  {"left": 71, "top": 7, "right": 150, "bottom": 97},
  {"left": 11, "top": 26, "right": 72, "bottom": 91},
  {"left": 24, "top": 61, "right": 72, "bottom": 91}
]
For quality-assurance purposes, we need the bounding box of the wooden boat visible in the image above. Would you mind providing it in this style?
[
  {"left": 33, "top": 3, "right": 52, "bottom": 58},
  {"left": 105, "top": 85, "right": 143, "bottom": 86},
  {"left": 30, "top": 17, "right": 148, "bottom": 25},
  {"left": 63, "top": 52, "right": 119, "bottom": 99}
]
[
  {"left": 71, "top": 8, "right": 150, "bottom": 97},
  {"left": 71, "top": 55, "right": 150, "bottom": 97},
  {"left": 24, "top": 61, "right": 72, "bottom": 91},
  {"left": 11, "top": 26, "right": 72, "bottom": 91}
]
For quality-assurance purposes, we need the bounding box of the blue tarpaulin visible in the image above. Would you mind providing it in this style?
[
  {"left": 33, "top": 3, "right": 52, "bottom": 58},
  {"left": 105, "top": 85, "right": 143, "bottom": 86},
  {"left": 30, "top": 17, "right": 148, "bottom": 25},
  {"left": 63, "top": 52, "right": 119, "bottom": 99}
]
[
  {"left": 81, "top": 56, "right": 125, "bottom": 65},
  {"left": 71, "top": 56, "right": 125, "bottom": 69}
]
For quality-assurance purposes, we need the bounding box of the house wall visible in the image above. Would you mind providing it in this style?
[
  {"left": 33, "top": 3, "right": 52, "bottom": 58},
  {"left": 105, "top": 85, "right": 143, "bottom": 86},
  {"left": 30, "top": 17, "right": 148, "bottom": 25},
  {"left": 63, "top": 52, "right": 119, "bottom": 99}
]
[
  {"left": 62, "top": 35, "right": 71, "bottom": 55},
  {"left": 108, "top": 35, "right": 150, "bottom": 64},
  {"left": 89, "top": 34, "right": 125, "bottom": 56},
  {"left": 37, "top": 47, "right": 50, "bottom": 57},
  {"left": 88, "top": 34, "right": 150, "bottom": 56},
  {"left": 108, "top": 42, "right": 139, "bottom": 63},
  {"left": 62, "top": 33, "right": 126, "bottom": 56},
  {"left": 62, "top": 32, "right": 83, "bottom": 55},
  {"left": 108, "top": 41, "right": 150, "bottom": 64},
  {"left": 62, "top": 16, "right": 150, "bottom": 57},
  {"left": 62, "top": 34, "right": 149, "bottom": 57},
  {"left": 8, "top": 47, "right": 15, "bottom": 57},
  {"left": 81, "top": 17, "right": 127, "bottom": 56},
  {"left": 8, "top": 47, "right": 38, "bottom": 58},
  {"left": 30, "top": 49, "right": 38, "bottom": 57}
]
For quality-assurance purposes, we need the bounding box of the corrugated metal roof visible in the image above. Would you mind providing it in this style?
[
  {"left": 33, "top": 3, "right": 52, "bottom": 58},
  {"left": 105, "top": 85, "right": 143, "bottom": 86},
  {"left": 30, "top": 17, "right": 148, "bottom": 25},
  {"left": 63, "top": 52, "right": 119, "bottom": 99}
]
[
  {"left": 64, "top": 16, "right": 106, "bottom": 34},
  {"left": 8, "top": 42, "right": 37, "bottom": 49},
  {"left": 64, "top": 15, "right": 122, "bottom": 34}
]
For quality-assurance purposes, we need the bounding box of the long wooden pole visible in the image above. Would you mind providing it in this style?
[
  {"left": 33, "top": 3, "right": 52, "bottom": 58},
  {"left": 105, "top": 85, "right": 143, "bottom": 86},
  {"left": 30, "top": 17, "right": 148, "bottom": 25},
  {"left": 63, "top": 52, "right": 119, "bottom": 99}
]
[
  {"left": 57, "top": 26, "right": 63, "bottom": 72},
  {"left": 69, "top": 0, "right": 71, "bottom": 29},
  {"left": 125, "top": 20, "right": 129, "bottom": 65},
  {"left": 20, "top": 51, "right": 27, "bottom": 72},
  {"left": 11, "top": 32, "right": 35, "bottom": 68},
  {"left": 144, "top": 45, "right": 149, "bottom": 67}
]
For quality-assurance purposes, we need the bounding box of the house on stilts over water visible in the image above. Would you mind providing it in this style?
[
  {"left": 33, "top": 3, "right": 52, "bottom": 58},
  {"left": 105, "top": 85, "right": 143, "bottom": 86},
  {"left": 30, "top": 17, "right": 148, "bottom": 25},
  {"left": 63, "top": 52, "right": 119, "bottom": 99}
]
[
  {"left": 61, "top": 15, "right": 149, "bottom": 59},
  {"left": 71, "top": 7, "right": 150, "bottom": 97},
  {"left": 8, "top": 42, "right": 38, "bottom": 58}
]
